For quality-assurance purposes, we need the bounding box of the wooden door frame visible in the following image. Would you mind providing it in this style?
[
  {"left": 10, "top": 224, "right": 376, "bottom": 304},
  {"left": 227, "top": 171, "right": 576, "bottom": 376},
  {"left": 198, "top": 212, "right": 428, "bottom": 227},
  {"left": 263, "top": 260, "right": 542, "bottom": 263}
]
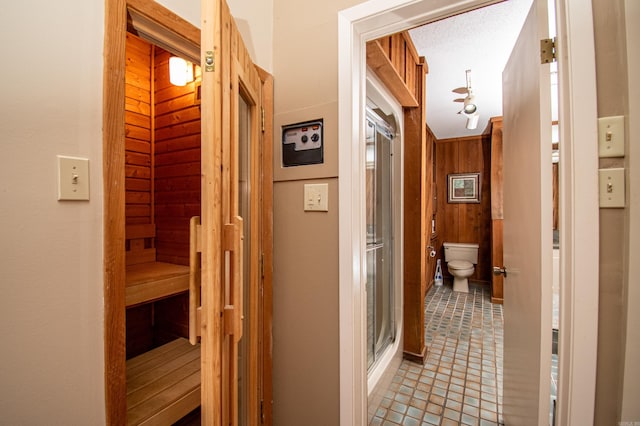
[{"left": 257, "top": 67, "right": 274, "bottom": 426}]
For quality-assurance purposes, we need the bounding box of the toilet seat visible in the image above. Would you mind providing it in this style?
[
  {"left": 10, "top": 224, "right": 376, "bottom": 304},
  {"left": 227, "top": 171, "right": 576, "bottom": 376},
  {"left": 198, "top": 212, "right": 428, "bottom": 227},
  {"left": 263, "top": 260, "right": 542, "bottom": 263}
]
[{"left": 448, "top": 260, "right": 473, "bottom": 270}]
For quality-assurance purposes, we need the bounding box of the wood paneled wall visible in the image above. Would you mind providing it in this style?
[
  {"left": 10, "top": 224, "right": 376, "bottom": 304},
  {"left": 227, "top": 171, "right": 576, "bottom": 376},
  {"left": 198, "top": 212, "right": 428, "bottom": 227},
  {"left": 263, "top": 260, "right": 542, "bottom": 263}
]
[
  {"left": 153, "top": 49, "right": 201, "bottom": 266},
  {"left": 402, "top": 59, "right": 428, "bottom": 362},
  {"left": 125, "top": 35, "right": 201, "bottom": 265},
  {"left": 424, "top": 127, "right": 437, "bottom": 290},
  {"left": 125, "top": 33, "right": 153, "bottom": 225},
  {"left": 434, "top": 134, "right": 492, "bottom": 284},
  {"left": 124, "top": 34, "right": 201, "bottom": 357},
  {"left": 367, "top": 32, "right": 423, "bottom": 107}
]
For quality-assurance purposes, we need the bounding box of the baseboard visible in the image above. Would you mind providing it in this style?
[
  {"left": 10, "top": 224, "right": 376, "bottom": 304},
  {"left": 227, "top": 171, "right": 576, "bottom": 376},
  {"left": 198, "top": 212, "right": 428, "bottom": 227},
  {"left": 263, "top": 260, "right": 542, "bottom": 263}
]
[{"left": 403, "top": 345, "right": 427, "bottom": 364}]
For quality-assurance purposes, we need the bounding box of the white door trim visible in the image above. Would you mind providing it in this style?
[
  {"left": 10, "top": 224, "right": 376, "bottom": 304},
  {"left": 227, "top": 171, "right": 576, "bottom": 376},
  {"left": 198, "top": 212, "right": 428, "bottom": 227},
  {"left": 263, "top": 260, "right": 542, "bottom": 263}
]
[
  {"left": 337, "top": 1, "right": 599, "bottom": 424},
  {"left": 555, "top": 1, "right": 599, "bottom": 425},
  {"left": 621, "top": 0, "right": 640, "bottom": 419}
]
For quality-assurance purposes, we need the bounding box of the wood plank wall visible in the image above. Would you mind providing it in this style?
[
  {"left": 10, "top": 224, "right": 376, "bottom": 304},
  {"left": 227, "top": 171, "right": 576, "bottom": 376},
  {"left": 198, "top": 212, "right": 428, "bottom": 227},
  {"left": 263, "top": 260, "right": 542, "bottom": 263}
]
[
  {"left": 153, "top": 49, "right": 201, "bottom": 266},
  {"left": 424, "top": 126, "right": 437, "bottom": 290},
  {"left": 125, "top": 33, "right": 153, "bottom": 225},
  {"left": 124, "top": 34, "right": 201, "bottom": 358},
  {"left": 367, "top": 32, "right": 422, "bottom": 107},
  {"left": 434, "top": 134, "right": 492, "bottom": 284}
]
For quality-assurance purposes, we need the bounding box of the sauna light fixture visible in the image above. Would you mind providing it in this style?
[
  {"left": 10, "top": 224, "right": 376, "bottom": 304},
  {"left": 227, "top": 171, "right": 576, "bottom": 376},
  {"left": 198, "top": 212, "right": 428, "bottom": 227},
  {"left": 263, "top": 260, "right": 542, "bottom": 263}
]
[{"left": 169, "top": 56, "right": 194, "bottom": 86}]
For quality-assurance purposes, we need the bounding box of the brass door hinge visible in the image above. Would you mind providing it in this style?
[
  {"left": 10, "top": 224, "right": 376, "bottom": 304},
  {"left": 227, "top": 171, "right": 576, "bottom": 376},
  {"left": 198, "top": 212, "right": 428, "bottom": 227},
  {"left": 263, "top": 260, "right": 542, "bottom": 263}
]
[{"left": 540, "top": 38, "right": 557, "bottom": 64}]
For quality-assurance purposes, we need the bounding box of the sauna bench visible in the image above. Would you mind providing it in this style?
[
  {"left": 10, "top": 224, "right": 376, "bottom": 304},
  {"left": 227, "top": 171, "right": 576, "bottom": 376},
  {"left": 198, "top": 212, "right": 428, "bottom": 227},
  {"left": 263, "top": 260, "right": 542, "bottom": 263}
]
[
  {"left": 125, "top": 261, "right": 190, "bottom": 307},
  {"left": 126, "top": 337, "right": 201, "bottom": 425}
]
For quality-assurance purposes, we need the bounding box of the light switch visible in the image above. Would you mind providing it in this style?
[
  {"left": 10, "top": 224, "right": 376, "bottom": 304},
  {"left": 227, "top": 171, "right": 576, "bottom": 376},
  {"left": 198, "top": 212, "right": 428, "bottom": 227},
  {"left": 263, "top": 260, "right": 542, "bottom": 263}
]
[
  {"left": 304, "top": 183, "right": 329, "bottom": 211},
  {"left": 58, "top": 155, "right": 90, "bottom": 201},
  {"left": 598, "top": 115, "right": 625, "bottom": 157},
  {"left": 598, "top": 168, "right": 625, "bottom": 208}
]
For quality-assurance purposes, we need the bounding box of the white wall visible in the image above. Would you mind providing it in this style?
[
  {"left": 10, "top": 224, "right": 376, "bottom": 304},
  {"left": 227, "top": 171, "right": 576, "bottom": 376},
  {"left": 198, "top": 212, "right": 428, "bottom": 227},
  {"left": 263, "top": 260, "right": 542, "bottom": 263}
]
[
  {"left": 0, "top": 1, "right": 106, "bottom": 423},
  {"left": 157, "top": 0, "right": 273, "bottom": 71}
]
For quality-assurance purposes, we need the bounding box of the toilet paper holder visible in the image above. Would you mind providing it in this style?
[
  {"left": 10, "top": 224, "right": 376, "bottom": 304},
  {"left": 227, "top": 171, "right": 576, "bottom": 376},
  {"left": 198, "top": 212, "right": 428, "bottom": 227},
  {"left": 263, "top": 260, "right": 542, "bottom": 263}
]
[{"left": 427, "top": 245, "right": 436, "bottom": 258}]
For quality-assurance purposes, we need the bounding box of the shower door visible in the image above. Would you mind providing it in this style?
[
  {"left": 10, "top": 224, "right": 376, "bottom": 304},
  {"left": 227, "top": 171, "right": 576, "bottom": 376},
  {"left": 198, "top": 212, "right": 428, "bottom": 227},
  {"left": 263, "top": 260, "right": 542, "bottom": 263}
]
[{"left": 366, "top": 111, "right": 395, "bottom": 370}]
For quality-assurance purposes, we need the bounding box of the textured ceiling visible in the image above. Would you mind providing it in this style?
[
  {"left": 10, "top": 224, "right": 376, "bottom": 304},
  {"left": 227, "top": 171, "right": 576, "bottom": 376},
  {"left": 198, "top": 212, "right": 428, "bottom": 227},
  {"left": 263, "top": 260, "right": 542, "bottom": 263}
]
[{"left": 408, "top": 0, "right": 533, "bottom": 140}]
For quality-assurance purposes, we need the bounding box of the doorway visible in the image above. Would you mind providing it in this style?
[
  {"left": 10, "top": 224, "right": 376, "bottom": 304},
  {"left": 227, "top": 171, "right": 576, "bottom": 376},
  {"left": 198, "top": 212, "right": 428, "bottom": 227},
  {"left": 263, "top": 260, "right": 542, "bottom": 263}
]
[
  {"left": 338, "top": 0, "right": 599, "bottom": 425},
  {"left": 103, "top": 0, "right": 273, "bottom": 424}
]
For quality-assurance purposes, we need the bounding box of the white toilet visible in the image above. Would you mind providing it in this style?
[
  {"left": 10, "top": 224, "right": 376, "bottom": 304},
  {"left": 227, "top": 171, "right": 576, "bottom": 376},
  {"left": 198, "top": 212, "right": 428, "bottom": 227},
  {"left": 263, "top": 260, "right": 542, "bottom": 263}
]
[{"left": 443, "top": 242, "right": 479, "bottom": 293}]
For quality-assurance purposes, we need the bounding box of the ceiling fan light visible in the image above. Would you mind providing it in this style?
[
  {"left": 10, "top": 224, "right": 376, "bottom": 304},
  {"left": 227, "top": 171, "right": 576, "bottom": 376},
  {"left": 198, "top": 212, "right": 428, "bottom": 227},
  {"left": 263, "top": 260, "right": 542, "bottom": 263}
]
[{"left": 463, "top": 94, "right": 477, "bottom": 114}]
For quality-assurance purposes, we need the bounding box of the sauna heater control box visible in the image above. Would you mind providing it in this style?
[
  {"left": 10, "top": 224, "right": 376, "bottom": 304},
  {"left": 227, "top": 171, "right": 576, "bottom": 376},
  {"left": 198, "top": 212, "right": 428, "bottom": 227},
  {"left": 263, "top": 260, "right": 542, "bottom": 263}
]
[{"left": 282, "top": 119, "right": 324, "bottom": 167}]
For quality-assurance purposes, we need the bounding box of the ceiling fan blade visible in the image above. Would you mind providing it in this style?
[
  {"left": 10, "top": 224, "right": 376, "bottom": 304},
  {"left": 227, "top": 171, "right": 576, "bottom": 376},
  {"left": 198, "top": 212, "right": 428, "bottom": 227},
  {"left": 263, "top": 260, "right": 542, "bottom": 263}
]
[
  {"left": 453, "top": 98, "right": 465, "bottom": 103},
  {"left": 452, "top": 87, "right": 468, "bottom": 94}
]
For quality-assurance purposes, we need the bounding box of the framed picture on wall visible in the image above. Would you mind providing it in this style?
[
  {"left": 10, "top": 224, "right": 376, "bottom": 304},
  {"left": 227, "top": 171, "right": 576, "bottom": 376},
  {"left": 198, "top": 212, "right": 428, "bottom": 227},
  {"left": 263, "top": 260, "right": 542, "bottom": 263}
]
[{"left": 448, "top": 173, "right": 481, "bottom": 203}]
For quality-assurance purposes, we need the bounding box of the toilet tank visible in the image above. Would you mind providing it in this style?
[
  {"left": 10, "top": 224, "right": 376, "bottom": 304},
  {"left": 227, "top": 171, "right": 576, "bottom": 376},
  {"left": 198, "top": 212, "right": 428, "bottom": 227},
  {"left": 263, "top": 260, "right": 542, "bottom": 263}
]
[{"left": 443, "top": 242, "right": 479, "bottom": 264}]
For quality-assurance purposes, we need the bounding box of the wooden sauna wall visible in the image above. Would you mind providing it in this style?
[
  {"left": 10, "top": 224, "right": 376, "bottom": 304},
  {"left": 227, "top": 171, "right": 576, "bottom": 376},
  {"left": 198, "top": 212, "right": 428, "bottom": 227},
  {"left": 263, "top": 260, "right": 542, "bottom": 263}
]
[
  {"left": 125, "top": 33, "right": 153, "bottom": 226},
  {"left": 125, "top": 33, "right": 154, "bottom": 358},
  {"left": 153, "top": 49, "right": 201, "bottom": 267},
  {"left": 434, "top": 135, "right": 492, "bottom": 284},
  {"left": 124, "top": 33, "right": 201, "bottom": 356},
  {"left": 152, "top": 47, "right": 201, "bottom": 344}
]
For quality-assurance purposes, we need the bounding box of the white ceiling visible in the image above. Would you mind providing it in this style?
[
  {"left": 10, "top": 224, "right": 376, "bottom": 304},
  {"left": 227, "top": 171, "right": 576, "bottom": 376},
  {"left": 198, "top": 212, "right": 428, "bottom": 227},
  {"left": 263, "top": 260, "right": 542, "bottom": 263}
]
[{"left": 408, "top": 0, "right": 533, "bottom": 140}]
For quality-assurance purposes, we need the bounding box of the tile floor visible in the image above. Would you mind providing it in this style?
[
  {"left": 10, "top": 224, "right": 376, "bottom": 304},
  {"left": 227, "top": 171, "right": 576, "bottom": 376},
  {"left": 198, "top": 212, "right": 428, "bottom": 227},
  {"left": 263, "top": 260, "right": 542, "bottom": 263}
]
[{"left": 369, "top": 283, "right": 504, "bottom": 426}]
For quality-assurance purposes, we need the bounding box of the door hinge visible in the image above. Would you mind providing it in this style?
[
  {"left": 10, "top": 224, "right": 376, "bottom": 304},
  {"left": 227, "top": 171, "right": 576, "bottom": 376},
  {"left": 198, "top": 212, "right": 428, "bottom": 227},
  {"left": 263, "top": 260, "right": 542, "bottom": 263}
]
[
  {"left": 261, "top": 107, "right": 265, "bottom": 133},
  {"left": 260, "top": 400, "right": 264, "bottom": 423},
  {"left": 540, "top": 38, "right": 557, "bottom": 64},
  {"left": 260, "top": 252, "right": 265, "bottom": 279}
]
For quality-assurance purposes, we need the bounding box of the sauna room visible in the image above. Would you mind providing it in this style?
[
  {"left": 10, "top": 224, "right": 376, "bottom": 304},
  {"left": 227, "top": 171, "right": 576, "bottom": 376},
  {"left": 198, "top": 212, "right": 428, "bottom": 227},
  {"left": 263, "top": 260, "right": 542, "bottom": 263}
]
[{"left": 123, "top": 28, "right": 202, "bottom": 424}]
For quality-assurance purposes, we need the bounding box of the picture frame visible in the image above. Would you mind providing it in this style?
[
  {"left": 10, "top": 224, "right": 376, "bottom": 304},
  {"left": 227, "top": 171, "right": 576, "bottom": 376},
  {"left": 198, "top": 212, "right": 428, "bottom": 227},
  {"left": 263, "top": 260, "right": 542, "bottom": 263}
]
[{"left": 448, "top": 172, "right": 481, "bottom": 203}]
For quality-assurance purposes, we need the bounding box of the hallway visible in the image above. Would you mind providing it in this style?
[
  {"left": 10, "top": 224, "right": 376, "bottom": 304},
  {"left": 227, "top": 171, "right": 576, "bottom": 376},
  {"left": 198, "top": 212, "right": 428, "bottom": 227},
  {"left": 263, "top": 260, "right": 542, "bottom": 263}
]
[{"left": 370, "top": 284, "right": 504, "bottom": 426}]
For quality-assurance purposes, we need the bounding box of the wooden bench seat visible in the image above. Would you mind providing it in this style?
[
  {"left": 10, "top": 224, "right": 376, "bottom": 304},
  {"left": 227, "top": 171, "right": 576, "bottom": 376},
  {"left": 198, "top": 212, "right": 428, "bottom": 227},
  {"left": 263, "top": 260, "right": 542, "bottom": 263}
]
[
  {"left": 126, "top": 262, "right": 190, "bottom": 307},
  {"left": 126, "top": 338, "right": 201, "bottom": 425},
  {"left": 125, "top": 223, "right": 190, "bottom": 307}
]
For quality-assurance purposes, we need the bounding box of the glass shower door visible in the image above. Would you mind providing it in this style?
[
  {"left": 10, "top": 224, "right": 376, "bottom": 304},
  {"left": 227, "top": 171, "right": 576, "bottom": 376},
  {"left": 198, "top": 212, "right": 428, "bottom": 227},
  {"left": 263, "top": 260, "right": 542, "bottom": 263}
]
[{"left": 366, "top": 112, "right": 395, "bottom": 370}]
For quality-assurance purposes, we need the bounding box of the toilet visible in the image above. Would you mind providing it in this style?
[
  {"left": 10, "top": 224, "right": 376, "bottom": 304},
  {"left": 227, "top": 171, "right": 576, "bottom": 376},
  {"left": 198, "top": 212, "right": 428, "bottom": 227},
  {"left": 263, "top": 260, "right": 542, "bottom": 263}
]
[{"left": 443, "top": 242, "right": 479, "bottom": 293}]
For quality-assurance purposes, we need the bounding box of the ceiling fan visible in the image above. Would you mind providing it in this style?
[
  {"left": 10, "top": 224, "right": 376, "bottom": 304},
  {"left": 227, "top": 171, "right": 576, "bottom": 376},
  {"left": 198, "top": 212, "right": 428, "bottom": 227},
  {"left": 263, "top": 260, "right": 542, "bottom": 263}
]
[{"left": 453, "top": 69, "right": 479, "bottom": 129}]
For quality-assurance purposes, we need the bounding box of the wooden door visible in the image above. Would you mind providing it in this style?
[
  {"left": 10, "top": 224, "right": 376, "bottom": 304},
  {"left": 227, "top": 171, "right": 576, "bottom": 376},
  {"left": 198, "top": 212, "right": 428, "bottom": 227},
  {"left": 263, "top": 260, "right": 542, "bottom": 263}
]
[
  {"left": 501, "top": 0, "right": 553, "bottom": 423},
  {"left": 200, "top": 0, "right": 271, "bottom": 425}
]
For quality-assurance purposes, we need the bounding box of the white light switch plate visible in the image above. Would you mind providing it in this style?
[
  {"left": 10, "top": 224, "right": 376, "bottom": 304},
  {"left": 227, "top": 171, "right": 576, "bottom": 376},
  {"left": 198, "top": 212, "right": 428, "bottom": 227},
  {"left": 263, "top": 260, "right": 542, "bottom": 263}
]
[
  {"left": 58, "top": 155, "right": 90, "bottom": 201},
  {"left": 304, "top": 183, "right": 328, "bottom": 211},
  {"left": 599, "top": 168, "right": 625, "bottom": 208},
  {"left": 598, "top": 115, "right": 625, "bottom": 157}
]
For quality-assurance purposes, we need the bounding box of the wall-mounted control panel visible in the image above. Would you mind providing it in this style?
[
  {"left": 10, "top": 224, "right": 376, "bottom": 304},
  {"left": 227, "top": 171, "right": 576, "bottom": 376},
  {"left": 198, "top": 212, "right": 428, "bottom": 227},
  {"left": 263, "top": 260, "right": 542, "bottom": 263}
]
[{"left": 282, "top": 119, "right": 323, "bottom": 167}]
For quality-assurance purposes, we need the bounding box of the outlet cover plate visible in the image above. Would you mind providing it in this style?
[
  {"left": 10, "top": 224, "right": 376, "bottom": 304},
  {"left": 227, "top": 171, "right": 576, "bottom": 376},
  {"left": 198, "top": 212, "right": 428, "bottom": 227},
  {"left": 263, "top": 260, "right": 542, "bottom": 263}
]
[
  {"left": 58, "top": 155, "right": 90, "bottom": 201},
  {"left": 598, "top": 168, "right": 625, "bottom": 208},
  {"left": 598, "top": 115, "right": 625, "bottom": 158}
]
